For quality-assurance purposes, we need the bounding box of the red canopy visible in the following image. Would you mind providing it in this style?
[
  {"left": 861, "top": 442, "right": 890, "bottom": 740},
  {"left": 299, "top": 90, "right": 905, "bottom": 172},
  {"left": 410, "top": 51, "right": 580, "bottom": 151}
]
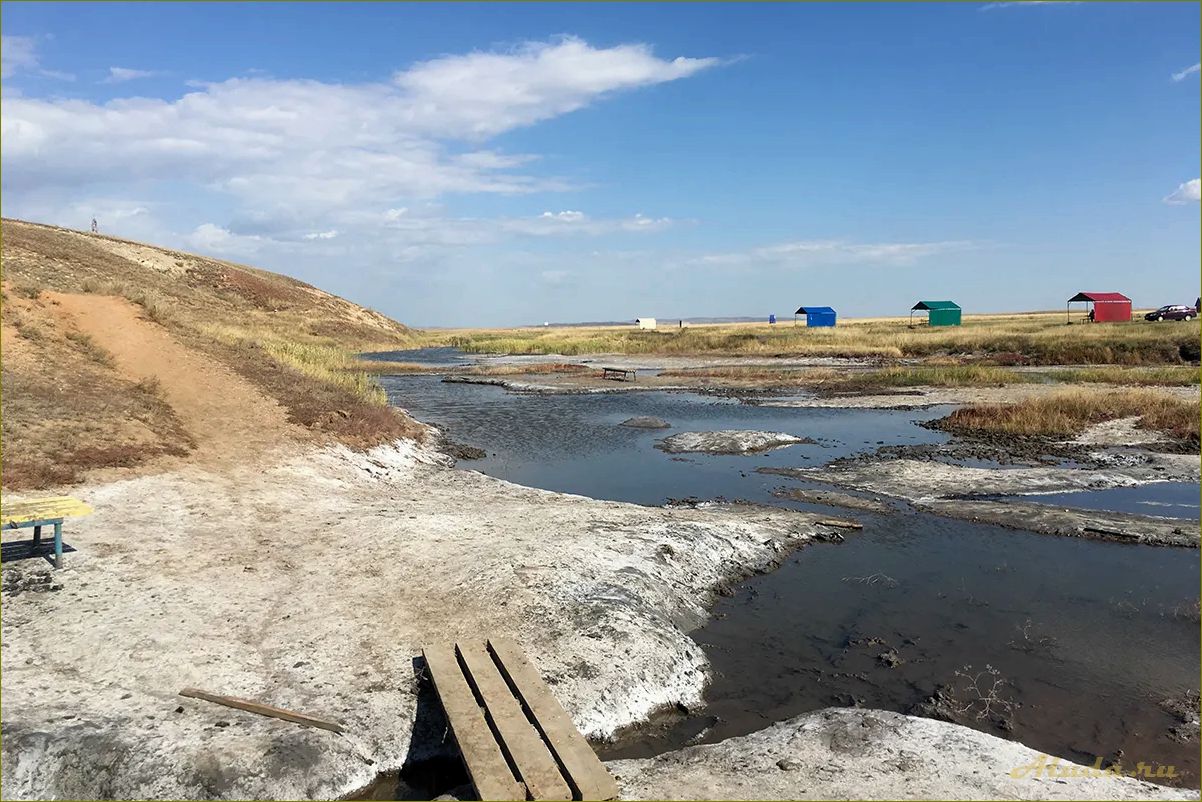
[
  {"left": 1067, "top": 292, "right": 1132, "bottom": 322},
  {"left": 1067, "top": 292, "right": 1130, "bottom": 303}
]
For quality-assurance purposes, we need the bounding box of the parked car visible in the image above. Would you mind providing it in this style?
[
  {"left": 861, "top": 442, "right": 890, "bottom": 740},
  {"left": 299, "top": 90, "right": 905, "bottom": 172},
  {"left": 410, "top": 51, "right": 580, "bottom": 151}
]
[{"left": 1144, "top": 305, "right": 1196, "bottom": 322}]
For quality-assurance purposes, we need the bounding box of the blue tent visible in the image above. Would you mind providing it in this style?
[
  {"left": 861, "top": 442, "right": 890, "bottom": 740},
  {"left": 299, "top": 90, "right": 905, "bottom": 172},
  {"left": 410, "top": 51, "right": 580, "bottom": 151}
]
[{"left": 794, "top": 306, "right": 837, "bottom": 327}]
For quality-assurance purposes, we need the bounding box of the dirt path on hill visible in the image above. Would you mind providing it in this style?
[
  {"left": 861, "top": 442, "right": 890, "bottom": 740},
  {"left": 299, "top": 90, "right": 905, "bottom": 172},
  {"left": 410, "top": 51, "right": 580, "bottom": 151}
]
[{"left": 48, "top": 292, "right": 303, "bottom": 468}]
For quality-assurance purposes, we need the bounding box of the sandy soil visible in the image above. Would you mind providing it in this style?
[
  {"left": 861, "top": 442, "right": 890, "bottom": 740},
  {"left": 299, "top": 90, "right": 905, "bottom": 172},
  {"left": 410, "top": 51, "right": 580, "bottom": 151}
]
[
  {"left": 611, "top": 708, "right": 1199, "bottom": 800},
  {"left": 0, "top": 442, "right": 840, "bottom": 799},
  {"left": 49, "top": 292, "right": 305, "bottom": 470},
  {"left": 1072, "top": 416, "right": 1171, "bottom": 446}
]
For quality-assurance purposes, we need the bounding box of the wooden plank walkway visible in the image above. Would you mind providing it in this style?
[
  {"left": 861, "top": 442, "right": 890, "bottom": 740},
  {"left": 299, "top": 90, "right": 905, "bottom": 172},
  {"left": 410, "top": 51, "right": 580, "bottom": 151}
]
[{"left": 422, "top": 640, "right": 618, "bottom": 801}]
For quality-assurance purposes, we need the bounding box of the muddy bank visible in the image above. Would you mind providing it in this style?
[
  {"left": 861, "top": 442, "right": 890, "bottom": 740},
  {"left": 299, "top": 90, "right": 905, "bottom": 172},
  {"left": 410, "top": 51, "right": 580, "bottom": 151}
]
[
  {"left": 756, "top": 383, "right": 1201, "bottom": 410},
  {"left": 767, "top": 484, "right": 896, "bottom": 513},
  {"left": 922, "top": 499, "right": 1199, "bottom": 546},
  {"left": 656, "top": 430, "right": 812, "bottom": 455},
  {"left": 442, "top": 374, "right": 690, "bottom": 394},
  {"left": 0, "top": 441, "right": 837, "bottom": 800},
  {"left": 609, "top": 708, "right": 1198, "bottom": 800},
  {"left": 620, "top": 416, "right": 672, "bottom": 429},
  {"left": 781, "top": 453, "right": 1199, "bottom": 499},
  {"left": 783, "top": 456, "right": 1200, "bottom": 546}
]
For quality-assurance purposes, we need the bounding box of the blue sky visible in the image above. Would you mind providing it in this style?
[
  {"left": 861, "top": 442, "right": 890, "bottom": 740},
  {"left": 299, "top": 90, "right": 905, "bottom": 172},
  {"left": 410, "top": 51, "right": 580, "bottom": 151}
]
[{"left": 2, "top": 2, "right": 1198, "bottom": 326}]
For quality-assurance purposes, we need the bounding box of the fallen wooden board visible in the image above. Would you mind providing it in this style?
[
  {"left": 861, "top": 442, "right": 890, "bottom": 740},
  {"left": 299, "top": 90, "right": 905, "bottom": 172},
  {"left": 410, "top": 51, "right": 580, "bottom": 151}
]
[
  {"left": 459, "top": 644, "right": 573, "bottom": 801},
  {"left": 488, "top": 638, "right": 619, "bottom": 801},
  {"left": 423, "top": 645, "right": 525, "bottom": 801},
  {"left": 817, "top": 518, "right": 863, "bottom": 530},
  {"left": 178, "top": 688, "right": 346, "bottom": 734}
]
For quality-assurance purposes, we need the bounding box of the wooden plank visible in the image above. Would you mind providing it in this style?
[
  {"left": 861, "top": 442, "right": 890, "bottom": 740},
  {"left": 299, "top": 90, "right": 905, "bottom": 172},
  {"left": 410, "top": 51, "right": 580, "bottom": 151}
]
[
  {"left": 2, "top": 497, "right": 92, "bottom": 527},
  {"left": 178, "top": 688, "right": 346, "bottom": 733},
  {"left": 488, "top": 638, "right": 618, "bottom": 801},
  {"left": 423, "top": 645, "right": 525, "bottom": 802},
  {"left": 459, "top": 644, "right": 573, "bottom": 801}
]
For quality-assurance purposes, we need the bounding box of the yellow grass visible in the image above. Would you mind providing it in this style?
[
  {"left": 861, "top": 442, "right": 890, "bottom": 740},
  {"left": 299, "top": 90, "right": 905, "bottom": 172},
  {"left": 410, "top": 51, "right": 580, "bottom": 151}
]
[
  {"left": 1040, "top": 366, "right": 1200, "bottom": 386},
  {"left": 201, "top": 324, "right": 388, "bottom": 405},
  {"left": 420, "top": 312, "right": 1200, "bottom": 365},
  {"left": 660, "top": 364, "right": 1027, "bottom": 389},
  {"left": 941, "top": 388, "right": 1200, "bottom": 441}
]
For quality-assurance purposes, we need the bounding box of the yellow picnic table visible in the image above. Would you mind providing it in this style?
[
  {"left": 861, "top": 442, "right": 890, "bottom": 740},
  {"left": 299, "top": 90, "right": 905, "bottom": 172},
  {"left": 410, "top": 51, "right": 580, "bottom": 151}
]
[{"left": 1, "top": 497, "right": 92, "bottom": 568}]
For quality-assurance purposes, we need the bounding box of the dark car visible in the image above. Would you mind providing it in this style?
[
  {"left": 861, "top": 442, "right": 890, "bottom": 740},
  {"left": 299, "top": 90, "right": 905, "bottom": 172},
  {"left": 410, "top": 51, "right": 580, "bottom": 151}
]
[{"left": 1145, "top": 305, "right": 1196, "bottom": 322}]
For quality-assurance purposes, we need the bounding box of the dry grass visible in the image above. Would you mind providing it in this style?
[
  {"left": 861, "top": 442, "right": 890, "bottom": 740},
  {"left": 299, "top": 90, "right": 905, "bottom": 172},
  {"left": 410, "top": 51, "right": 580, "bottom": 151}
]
[
  {"left": 2, "top": 217, "right": 426, "bottom": 486},
  {"left": 939, "top": 388, "right": 1200, "bottom": 442},
  {"left": 1, "top": 294, "right": 195, "bottom": 489},
  {"left": 354, "top": 360, "right": 431, "bottom": 375},
  {"left": 200, "top": 325, "right": 389, "bottom": 405},
  {"left": 425, "top": 313, "right": 1200, "bottom": 365},
  {"left": 209, "top": 339, "right": 425, "bottom": 447},
  {"left": 65, "top": 330, "right": 115, "bottom": 367},
  {"left": 659, "top": 364, "right": 1201, "bottom": 391},
  {"left": 354, "top": 359, "right": 595, "bottom": 377},
  {"left": 660, "top": 364, "right": 1027, "bottom": 390},
  {"left": 459, "top": 362, "right": 593, "bottom": 376},
  {"left": 1040, "top": 366, "right": 1200, "bottom": 386}
]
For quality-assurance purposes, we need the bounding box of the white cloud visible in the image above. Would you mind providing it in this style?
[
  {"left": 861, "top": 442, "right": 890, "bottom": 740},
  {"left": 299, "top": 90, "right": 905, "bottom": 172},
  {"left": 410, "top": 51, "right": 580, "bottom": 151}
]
[
  {"left": 185, "top": 223, "right": 263, "bottom": 255},
  {"left": 1, "top": 35, "right": 74, "bottom": 81},
  {"left": 979, "top": 1, "right": 1079, "bottom": 10},
  {"left": 1163, "top": 178, "right": 1201, "bottom": 205},
  {"left": 1171, "top": 63, "right": 1201, "bottom": 82},
  {"left": 1, "top": 36, "right": 718, "bottom": 227},
  {"left": 624, "top": 213, "right": 672, "bottom": 232},
  {"left": 104, "top": 66, "right": 157, "bottom": 84},
  {"left": 502, "top": 211, "right": 675, "bottom": 236},
  {"left": 2, "top": 36, "right": 38, "bottom": 78},
  {"left": 0, "top": 36, "right": 718, "bottom": 317},
  {"left": 694, "top": 239, "right": 975, "bottom": 268},
  {"left": 392, "top": 36, "right": 719, "bottom": 138}
]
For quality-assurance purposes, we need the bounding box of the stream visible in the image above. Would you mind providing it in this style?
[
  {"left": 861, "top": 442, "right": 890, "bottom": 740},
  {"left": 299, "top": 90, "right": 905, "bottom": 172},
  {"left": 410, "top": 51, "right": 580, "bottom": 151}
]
[{"left": 380, "top": 370, "right": 1201, "bottom": 786}]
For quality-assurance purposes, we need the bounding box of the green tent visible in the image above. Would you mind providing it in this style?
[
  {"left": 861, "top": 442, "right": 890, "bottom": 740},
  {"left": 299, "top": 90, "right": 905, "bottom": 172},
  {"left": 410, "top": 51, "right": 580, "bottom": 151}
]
[{"left": 911, "top": 300, "right": 961, "bottom": 327}]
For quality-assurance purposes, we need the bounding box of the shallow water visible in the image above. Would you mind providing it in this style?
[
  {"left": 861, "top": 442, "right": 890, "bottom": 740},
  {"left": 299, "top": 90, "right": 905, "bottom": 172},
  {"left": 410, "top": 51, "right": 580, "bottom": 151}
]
[
  {"left": 385, "top": 375, "right": 949, "bottom": 506},
  {"left": 366, "top": 346, "right": 474, "bottom": 367},
  {"left": 381, "top": 375, "right": 1201, "bottom": 784},
  {"left": 1018, "top": 482, "right": 1201, "bottom": 521}
]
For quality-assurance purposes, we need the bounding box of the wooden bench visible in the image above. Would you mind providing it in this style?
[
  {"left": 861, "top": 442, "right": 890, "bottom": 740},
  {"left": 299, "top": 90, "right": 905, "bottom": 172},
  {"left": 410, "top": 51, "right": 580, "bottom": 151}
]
[
  {"left": 600, "top": 367, "right": 636, "bottom": 382},
  {"left": 1, "top": 496, "right": 92, "bottom": 568},
  {"left": 422, "top": 638, "right": 618, "bottom": 801}
]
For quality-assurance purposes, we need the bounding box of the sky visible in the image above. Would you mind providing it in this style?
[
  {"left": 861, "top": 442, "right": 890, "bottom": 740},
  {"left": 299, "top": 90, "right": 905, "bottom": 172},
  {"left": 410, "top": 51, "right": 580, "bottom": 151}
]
[{"left": 2, "top": 2, "right": 1199, "bottom": 327}]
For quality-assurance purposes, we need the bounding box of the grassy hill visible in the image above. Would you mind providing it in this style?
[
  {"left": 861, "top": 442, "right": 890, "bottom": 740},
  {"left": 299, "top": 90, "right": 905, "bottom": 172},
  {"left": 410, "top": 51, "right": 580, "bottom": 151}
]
[{"left": 1, "top": 218, "right": 422, "bottom": 489}]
